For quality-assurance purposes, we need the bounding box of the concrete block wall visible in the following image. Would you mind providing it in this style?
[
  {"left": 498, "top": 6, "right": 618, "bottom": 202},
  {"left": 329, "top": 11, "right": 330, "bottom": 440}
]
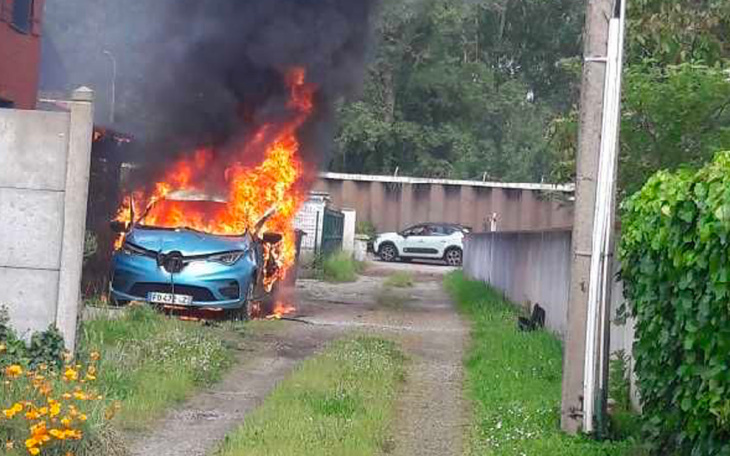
[
  {"left": 463, "top": 230, "right": 640, "bottom": 408},
  {"left": 464, "top": 230, "right": 573, "bottom": 335},
  {"left": 0, "top": 88, "right": 94, "bottom": 351}
]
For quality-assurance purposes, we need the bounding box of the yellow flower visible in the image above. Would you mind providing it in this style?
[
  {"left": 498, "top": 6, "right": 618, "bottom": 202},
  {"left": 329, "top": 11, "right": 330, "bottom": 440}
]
[
  {"left": 78, "top": 414, "right": 87, "bottom": 422},
  {"left": 61, "top": 417, "right": 72, "bottom": 427},
  {"left": 64, "top": 368, "right": 78, "bottom": 382},
  {"left": 5, "top": 364, "right": 23, "bottom": 378},
  {"left": 62, "top": 393, "right": 72, "bottom": 400},
  {"left": 29, "top": 448, "right": 40, "bottom": 455},
  {"left": 0, "top": 343, "right": 6, "bottom": 352},
  {"left": 90, "top": 351, "right": 101, "bottom": 361},
  {"left": 4, "top": 402, "right": 24, "bottom": 418}
]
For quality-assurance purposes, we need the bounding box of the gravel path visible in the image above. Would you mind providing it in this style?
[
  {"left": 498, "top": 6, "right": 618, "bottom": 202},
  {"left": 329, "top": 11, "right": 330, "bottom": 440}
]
[
  {"left": 128, "top": 321, "right": 343, "bottom": 456},
  {"left": 129, "top": 260, "right": 468, "bottom": 456}
]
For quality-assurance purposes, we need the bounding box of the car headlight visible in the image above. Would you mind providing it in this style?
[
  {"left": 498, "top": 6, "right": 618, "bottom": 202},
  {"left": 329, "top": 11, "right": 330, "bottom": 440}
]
[
  {"left": 121, "top": 242, "right": 148, "bottom": 256},
  {"left": 208, "top": 251, "right": 245, "bottom": 266}
]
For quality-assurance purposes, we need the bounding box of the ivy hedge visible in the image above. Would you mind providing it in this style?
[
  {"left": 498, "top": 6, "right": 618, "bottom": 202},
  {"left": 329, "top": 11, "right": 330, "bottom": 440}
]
[{"left": 620, "top": 152, "right": 730, "bottom": 454}]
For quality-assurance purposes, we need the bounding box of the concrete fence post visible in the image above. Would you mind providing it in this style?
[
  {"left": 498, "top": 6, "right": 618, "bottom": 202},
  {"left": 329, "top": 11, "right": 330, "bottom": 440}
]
[
  {"left": 55, "top": 87, "right": 94, "bottom": 352},
  {"left": 342, "top": 209, "right": 357, "bottom": 253}
]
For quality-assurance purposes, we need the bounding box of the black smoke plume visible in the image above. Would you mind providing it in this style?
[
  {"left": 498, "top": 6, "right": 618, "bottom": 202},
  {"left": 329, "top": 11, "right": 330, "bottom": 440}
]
[
  {"left": 137, "top": 0, "right": 379, "bottom": 176},
  {"left": 43, "top": 0, "right": 380, "bottom": 182}
]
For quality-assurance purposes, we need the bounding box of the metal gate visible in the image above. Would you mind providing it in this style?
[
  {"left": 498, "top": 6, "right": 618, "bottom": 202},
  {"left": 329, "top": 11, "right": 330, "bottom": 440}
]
[{"left": 319, "top": 208, "right": 344, "bottom": 256}]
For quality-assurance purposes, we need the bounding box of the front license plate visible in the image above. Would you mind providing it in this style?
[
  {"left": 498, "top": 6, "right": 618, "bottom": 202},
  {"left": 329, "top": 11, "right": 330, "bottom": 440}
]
[{"left": 147, "top": 292, "right": 193, "bottom": 306}]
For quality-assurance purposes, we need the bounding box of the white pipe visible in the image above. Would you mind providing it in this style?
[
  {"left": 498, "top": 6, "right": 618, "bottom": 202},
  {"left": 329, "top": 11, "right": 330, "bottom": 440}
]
[
  {"left": 597, "top": 0, "right": 628, "bottom": 399},
  {"left": 583, "top": 16, "right": 623, "bottom": 433}
]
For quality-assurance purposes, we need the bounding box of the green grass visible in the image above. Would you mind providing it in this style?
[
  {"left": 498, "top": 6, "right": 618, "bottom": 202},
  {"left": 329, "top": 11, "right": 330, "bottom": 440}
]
[
  {"left": 321, "top": 251, "right": 366, "bottom": 283},
  {"left": 444, "top": 272, "right": 643, "bottom": 456},
  {"left": 384, "top": 271, "right": 414, "bottom": 288},
  {"left": 79, "top": 305, "right": 233, "bottom": 431},
  {"left": 216, "top": 337, "right": 406, "bottom": 456}
]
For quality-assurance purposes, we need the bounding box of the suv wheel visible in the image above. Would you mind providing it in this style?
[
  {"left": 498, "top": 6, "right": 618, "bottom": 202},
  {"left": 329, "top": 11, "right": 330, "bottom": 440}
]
[
  {"left": 379, "top": 243, "right": 398, "bottom": 262},
  {"left": 444, "top": 247, "right": 463, "bottom": 267}
]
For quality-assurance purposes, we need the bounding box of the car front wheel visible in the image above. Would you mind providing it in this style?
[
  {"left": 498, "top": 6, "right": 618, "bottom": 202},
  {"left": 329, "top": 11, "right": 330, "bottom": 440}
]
[
  {"left": 379, "top": 244, "right": 398, "bottom": 262},
  {"left": 444, "top": 248, "right": 463, "bottom": 267},
  {"left": 229, "top": 282, "right": 256, "bottom": 321}
]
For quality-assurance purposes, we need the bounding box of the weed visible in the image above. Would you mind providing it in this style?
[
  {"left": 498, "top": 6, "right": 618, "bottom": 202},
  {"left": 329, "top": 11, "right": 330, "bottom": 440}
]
[
  {"left": 78, "top": 305, "right": 232, "bottom": 430},
  {"left": 444, "top": 272, "right": 645, "bottom": 455},
  {"left": 321, "top": 251, "right": 366, "bottom": 283},
  {"left": 384, "top": 272, "right": 414, "bottom": 288},
  {"left": 216, "top": 336, "right": 405, "bottom": 456},
  {"left": 374, "top": 288, "right": 411, "bottom": 309}
]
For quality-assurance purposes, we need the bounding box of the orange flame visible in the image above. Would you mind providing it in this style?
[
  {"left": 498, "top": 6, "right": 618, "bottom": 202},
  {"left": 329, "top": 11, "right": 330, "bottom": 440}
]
[
  {"left": 114, "top": 67, "right": 315, "bottom": 296},
  {"left": 267, "top": 301, "right": 297, "bottom": 320}
]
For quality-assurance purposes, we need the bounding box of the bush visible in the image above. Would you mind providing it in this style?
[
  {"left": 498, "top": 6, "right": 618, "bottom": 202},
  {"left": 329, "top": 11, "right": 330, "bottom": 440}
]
[
  {"left": 0, "top": 306, "right": 66, "bottom": 371},
  {"left": 620, "top": 151, "right": 730, "bottom": 454},
  {"left": 356, "top": 220, "right": 377, "bottom": 240},
  {"left": 321, "top": 251, "right": 365, "bottom": 283}
]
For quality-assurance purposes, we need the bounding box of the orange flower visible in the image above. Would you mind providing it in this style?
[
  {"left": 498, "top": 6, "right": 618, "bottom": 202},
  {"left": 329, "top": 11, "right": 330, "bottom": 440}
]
[
  {"left": 3, "top": 402, "right": 24, "bottom": 419},
  {"left": 64, "top": 368, "right": 78, "bottom": 382},
  {"left": 4, "top": 364, "right": 23, "bottom": 378}
]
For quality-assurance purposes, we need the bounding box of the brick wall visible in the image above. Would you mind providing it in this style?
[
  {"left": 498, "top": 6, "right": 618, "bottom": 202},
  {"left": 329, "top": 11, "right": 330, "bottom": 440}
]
[{"left": 0, "top": 0, "right": 45, "bottom": 109}]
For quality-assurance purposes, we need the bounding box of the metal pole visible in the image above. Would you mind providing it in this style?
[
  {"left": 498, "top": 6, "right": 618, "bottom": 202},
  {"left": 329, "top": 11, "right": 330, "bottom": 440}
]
[
  {"left": 103, "top": 50, "right": 117, "bottom": 124},
  {"left": 560, "top": 0, "right": 615, "bottom": 435}
]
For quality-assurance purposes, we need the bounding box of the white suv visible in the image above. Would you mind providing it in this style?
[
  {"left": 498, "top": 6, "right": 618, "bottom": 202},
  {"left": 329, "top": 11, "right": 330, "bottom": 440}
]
[{"left": 374, "top": 223, "right": 469, "bottom": 266}]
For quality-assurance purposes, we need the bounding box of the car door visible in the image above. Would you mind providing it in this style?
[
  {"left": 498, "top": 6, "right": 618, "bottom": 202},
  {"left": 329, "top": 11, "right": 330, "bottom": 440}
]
[
  {"left": 401, "top": 224, "right": 441, "bottom": 258},
  {"left": 426, "top": 224, "right": 454, "bottom": 257}
]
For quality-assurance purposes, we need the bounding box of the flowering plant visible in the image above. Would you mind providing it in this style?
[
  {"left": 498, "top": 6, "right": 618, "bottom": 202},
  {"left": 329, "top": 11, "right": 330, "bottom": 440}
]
[{"left": 1, "top": 346, "right": 122, "bottom": 456}]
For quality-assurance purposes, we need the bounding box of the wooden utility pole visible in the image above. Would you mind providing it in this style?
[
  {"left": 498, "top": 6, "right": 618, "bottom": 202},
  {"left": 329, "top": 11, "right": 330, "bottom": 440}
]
[{"left": 561, "top": 0, "right": 615, "bottom": 434}]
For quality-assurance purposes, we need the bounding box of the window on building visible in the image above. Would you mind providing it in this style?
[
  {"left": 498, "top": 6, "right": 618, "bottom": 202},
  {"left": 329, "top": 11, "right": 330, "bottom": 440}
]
[{"left": 11, "top": 0, "right": 33, "bottom": 34}]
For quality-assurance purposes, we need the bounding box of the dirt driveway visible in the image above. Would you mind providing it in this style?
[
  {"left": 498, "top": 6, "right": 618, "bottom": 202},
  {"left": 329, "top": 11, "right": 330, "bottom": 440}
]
[{"left": 129, "top": 260, "right": 468, "bottom": 456}]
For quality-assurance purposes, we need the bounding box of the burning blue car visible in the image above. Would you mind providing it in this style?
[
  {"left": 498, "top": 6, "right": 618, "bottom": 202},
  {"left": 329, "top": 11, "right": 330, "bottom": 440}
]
[{"left": 109, "top": 192, "right": 283, "bottom": 319}]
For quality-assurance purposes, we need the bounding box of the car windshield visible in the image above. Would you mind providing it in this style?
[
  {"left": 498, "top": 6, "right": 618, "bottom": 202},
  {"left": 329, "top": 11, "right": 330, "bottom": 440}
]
[{"left": 139, "top": 199, "right": 230, "bottom": 234}]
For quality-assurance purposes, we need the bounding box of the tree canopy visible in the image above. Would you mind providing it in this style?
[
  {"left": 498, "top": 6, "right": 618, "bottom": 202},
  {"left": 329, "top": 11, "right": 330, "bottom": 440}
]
[
  {"left": 331, "top": 0, "right": 584, "bottom": 182},
  {"left": 333, "top": 0, "right": 730, "bottom": 194}
]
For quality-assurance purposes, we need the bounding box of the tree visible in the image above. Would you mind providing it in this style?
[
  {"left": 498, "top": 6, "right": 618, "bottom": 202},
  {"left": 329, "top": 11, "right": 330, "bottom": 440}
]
[{"left": 333, "top": 0, "right": 582, "bottom": 182}]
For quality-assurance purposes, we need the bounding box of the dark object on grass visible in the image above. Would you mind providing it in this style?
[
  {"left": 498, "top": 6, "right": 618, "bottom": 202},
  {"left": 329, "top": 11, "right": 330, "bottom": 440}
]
[{"left": 518, "top": 304, "right": 546, "bottom": 331}]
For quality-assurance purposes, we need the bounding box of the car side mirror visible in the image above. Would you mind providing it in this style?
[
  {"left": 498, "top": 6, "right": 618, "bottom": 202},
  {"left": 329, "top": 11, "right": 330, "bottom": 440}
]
[
  {"left": 110, "top": 220, "right": 128, "bottom": 233},
  {"left": 262, "top": 232, "right": 283, "bottom": 244}
]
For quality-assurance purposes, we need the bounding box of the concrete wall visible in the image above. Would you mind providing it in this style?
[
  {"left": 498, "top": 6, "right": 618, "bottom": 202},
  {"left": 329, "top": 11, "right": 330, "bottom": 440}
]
[
  {"left": 313, "top": 172, "right": 574, "bottom": 233},
  {"left": 464, "top": 231, "right": 573, "bottom": 335},
  {"left": 0, "top": 88, "right": 94, "bottom": 351},
  {"left": 463, "top": 230, "right": 640, "bottom": 408}
]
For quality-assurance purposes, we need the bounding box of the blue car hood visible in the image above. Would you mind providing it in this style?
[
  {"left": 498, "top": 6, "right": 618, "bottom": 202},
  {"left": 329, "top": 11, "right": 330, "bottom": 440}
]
[{"left": 126, "top": 227, "right": 251, "bottom": 256}]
